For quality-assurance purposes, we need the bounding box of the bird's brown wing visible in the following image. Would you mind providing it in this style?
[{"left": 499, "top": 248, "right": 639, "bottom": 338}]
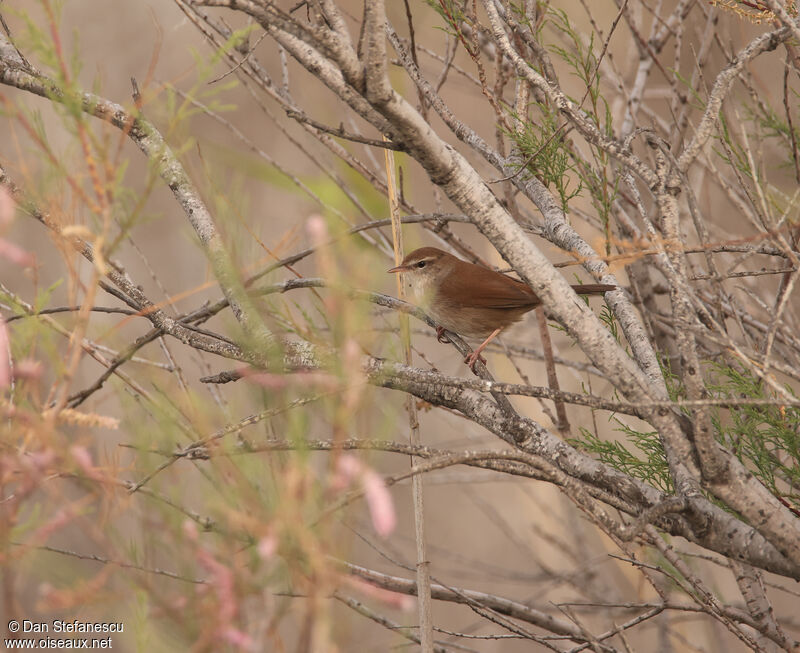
[{"left": 438, "top": 267, "right": 539, "bottom": 309}]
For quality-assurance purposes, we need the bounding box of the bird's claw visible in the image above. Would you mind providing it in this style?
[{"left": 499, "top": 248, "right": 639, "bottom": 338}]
[
  {"left": 434, "top": 326, "right": 484, "bottom": 371},
  {"left": 464, "top": 351, "right": 486, "bottom": 372}
]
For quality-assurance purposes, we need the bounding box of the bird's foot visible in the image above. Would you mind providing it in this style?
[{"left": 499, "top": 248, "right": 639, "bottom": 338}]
[
  {"left": 464, "top": 350, "right": 486, "bottom": 372},
  {"left": 435, "top": 326, "right": 451, "bottom": 344}
]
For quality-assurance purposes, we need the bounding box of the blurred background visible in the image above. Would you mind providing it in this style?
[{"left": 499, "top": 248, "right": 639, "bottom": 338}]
[{"left": 2, "top": 1, "right": 799, "bottom": 651}]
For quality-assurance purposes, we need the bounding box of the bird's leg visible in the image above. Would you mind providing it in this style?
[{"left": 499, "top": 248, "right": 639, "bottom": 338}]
[
  {"left": 435, "top": 326, "right": 451, "bottom": 343},
  {"left": 465, "top": 328, "right": 502, "bottom": 372}
]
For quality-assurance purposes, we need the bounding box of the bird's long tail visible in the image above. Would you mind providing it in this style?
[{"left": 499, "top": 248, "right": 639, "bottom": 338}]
[{"left": 570, "top": 284, "right": 616, "bottom": 295}]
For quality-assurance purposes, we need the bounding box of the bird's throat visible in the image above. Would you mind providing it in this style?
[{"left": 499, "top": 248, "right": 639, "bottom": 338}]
[{"left": 406, "top": 271, "right": 436, "bottom": 309}]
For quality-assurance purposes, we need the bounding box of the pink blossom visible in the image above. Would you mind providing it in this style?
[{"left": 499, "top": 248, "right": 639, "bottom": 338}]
[
  {"left": 70, "top": 445, "right": 93, "bottom": 469},
  {"left": 195, "top": 546, "right": 237, "bottom": 622},
  {"left": 305, "top": 214, "right": 328, "bottom": 247},
  {"left": 362, "top": 467, "right": 396, "bottom": 538},
  {"left": 34, "top": 508, "right": 73, "bottom": 542},
  {"left": 172, "top": 595, "right": 188, "bottom": 609},
  {"left": 25, "top": 448, "right": 56, "bottom": 470},
  {"left": 241, "top": 368, "right": 338, "bottom": 390},
  {"left": 343, "top": 576, "right": 414, "bottom": 612},
  {"left": 257, "top": 534, "right": 278, "bottom": 559},
  {"left": 240, "top": 371, "right": 288, "bottom": 389},
  {"left": 183, "top": 519, "right": 199, "bottom": 541},
  {"left": 342, "top": 338, "right": 361, "bottom": 363},
  {"left": 332, "top": 455, "right": 396, "bottom": 538},
  {"left": 0, "top": 186, "right": 13, "bottom": 225},
  {"left": 0, "top": 238, "right": 34, "bottom": 267},
  {"left": 13, "top": 359, "right": 42, "bottom": 381},
  {"left": 330, "top": 453, "right": 362, "bottom": 491},
  {"left": 0, "top": 317, "right": 9, "bottom": 389},
  {"left": 222, "top": 628, "right": 254, "bottom": 650},
  {"left": 70, "top": 445, "right": 104, "bottom": 481}
]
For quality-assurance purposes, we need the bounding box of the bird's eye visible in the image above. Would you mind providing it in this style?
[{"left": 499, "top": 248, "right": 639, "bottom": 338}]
[{"left": 416, "top": 261, "right": 426, "bottom": 269}]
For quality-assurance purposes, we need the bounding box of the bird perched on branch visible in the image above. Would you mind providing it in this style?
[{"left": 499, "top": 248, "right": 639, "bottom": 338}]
[{"left": 389, "top": 246, "right": 615, "bottom": 370}]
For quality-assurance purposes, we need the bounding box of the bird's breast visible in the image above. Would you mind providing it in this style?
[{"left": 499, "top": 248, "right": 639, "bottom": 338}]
[
  {"left": 427, "top": 298, "right": 530, "bottom": 339},
  {"left": 407, "top": 271, "right": 434, "bottom": 303}
]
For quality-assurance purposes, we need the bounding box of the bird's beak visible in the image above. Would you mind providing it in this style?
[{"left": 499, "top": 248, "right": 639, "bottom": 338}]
[{"left": 387, "top": 264, "right": 409, "bottom": 274}]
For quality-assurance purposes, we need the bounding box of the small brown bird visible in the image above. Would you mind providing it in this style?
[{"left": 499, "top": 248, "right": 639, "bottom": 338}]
[{"left": 388, "top": 247, "right": 615, "bottom": 370}]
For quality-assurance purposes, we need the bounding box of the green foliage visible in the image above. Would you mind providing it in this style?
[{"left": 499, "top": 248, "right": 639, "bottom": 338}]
[
  {"left": 0, "top": 282, "right": 64, "bottom": 383},
  {"left": 505, "top": 104, "right": 582, "bottom": 210},
  {"left": 597, "top": 303, "right": 620, "bottom": 346},
  {"left": 671, "top": 69, "right": 706, "bottom": 109},
  {"left": 577, "top": 159, "right": 619, "bottom": 247},
  {"left": 750, "top": 99, "right": 798, "bottom": 144},
  {"left": 572, "top": 359, "right": 800, "bottom": 510},
  {"left": 546, "top": 8, "right": 600, "bottom": 110},
  {"left": 424, "top": 0, "right": 471, "bottom": 42},
  {"left": 571, "top": 349, "right": 673, "bottom": 493},
  {"left": 571, "top": 421, "right": 673, "bottom": 493},
  {"left": 713, "top": 112, "right": 756, "bottom": 180},
  {"left": 671, "top": 70, "right": 777, "bottom": 184},
  {"left": 541, "top": 8, "right": 620, "bottom": 231},
  {"left": 660, "top": 354, "right": 687, "bottom": 404},
  {"left": 743, "top": 89, "right": 800, "bottom": 184},
  {"left": 708, "top": 364, "right": 800, "bottom": 510}
]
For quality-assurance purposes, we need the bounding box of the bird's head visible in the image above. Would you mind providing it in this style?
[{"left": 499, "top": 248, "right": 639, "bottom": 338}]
[{"left": 387, "top": 247, "right": 454, "bottom": 301}]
